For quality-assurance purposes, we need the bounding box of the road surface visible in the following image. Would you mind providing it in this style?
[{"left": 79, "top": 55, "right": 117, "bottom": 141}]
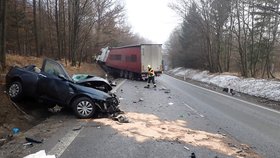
[
  {"left": 158, "top": 74, "right": 280, "bottom": 157},
  {"left": 4, "top": 75, "right": 279, "bottom": 158}
]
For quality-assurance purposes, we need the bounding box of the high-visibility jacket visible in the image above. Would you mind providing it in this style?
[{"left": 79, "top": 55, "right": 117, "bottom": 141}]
[{"left": 148, "top": 68, "right": 155, "bottom": 77}]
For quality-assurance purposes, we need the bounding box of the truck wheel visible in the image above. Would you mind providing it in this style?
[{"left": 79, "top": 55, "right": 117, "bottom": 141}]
[
  {"left": 8, "top": 81, "right": 23, "bottom": 101},
  {"left": 124, "top": 71, "right": 128, "bottom": 79},
  {"left": 120, "top": 70, "right": 124, "bottom": 78},
  {"left": 72, "top": 97, "right": 96, "bottom": 119},
  {"left": 129, "top": 72, "right": 134, "bottom": 80}
]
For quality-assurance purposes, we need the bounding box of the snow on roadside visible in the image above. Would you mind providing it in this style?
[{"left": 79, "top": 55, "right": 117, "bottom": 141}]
[{"left": 168, "top": 68, "right": 280, "bottom": 102}]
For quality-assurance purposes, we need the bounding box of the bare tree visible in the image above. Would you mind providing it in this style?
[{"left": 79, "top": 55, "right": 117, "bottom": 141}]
[
  {"left": 0, "top": 0, "right": 7, "bottom": 71},
  {"left": 33, "top": 0, "right": 40, "bottom": 56},
  {"left": 2, "top": 0, "right": 151, "bottom": 68}
]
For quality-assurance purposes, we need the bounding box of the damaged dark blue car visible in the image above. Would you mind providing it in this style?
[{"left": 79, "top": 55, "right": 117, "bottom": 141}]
[{"left": 5, "top": 58, "right": 120, "bottom": 119}]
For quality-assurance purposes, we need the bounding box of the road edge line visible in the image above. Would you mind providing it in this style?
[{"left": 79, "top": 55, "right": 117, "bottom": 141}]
[
  {"left": 111, "top": 79, "right": 127, "bottom": 93},
  {"left": 184, "top": 103, "right": 204, "bottom": 118},
  {"left": 165, "top": 75, "right": 280, "bottom": 115},
  {"left": 47, "top": 121, "right": 87, "bottom": 157}
]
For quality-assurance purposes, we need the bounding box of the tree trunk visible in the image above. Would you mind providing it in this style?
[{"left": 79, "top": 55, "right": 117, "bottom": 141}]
[
  {"left": 38, "top": 0, "right": 43, "bottom": 55},
  {"left": 0, "top": 0, "right": 7, "bottom": 71},
  {"left": 55, "top": 0, "right": 61, "bottom": 59},
  {"left": 33, "top": 0, "right": 39, "bottom": 57}
]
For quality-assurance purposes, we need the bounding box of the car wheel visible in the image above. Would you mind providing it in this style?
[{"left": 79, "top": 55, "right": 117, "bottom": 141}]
[
  {"left": 72, "top": 97, "right": 96, "bottom": 119},
  {"left": 8, "top": 81, "right": 23, "bottom": 101}
]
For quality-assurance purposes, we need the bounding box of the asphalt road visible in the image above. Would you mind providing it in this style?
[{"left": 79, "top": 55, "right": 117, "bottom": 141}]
[
  {"left": 158, "top": 74, "right": 280, "bottom": 157},
  {"left": 14, "top": 74, "right": 280, "bottom": 158},
  {"left": 55, "top": 78, "right": 237, "bottom": 158}
]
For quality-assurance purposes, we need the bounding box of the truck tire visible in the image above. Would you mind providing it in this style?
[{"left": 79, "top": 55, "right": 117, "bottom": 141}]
[
  {"left": 129, "top": 72, "right": 134, "bottom": 80},
  {"left": 124, "top": 71, "right": 128, "bottom": 79},
  {"left": 120, "top": 70, "right": 124, "bottom": 78},
  {"left": 72, "top": 97, "right": 96, "bottom": 119},
  {"left": 8, "top": 81, "right": 23, "bottom": 101}
]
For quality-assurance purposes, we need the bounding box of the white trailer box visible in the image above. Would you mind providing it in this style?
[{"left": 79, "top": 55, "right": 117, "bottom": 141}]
[{"left": 141, "top": 44, "right": 162, "bottom": 74}]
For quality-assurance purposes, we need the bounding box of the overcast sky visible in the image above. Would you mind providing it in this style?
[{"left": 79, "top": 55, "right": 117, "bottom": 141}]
[{"left": 125, "top": 0, "right": 181, "bottom": 44}]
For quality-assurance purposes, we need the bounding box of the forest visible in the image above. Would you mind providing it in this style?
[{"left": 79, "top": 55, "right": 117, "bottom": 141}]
[
  {"left": 167, "top": 0, "right": 280, "bottom": 78},
  {"left": 2, "top": 0, "right": 280, "bottom": 78},
  {"left": 0, "top": 0, "right": 150, "bottom": 70}
]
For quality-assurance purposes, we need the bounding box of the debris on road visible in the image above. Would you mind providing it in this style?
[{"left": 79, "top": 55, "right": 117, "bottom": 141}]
[
  {"left": 48, "top": 105, "right": 62, "bottom": 113},
  {"left": 184, "top": 146, "right": 190, "bottom": 151},
  {"left": 111, "top": 114, "right": 129, "bottom": 123},
  {"left": 94, "top": 112, "right": 261, "bottom": 158},
  {"left": 228, "top": 142, "right": 237, "bottom": 148},
  {"left": 168, "top": 102, "right": 174, "bottom": 105},
  {"left": 133, "top": 98, "right": 144, "bottom": 103},
  {"left": 25, "top": 137, "right": 43, "bottom": 144},
  {"left": 164, "top": 89, "right": 171, "bottom": 93},
  {"left": 236, "top": 150, "right": 243, "bottom": 153},
  {"left": 190, "top": 152, "right": 196, "bottom": 158},
  {"left": 12, "top": 127, "right": 20, "bottom": 135},
  {"left": 23, "top": 142, "right": 33, "bottom": 148},
  {"left": 0, "top": 138, "right": 6, "bottom": 146},
  {"left": 110, "top": 81, "right": 117, "bottom": 86},
  {"left": 72, "top": 125, "right": 83, "bottom": 131},
  {"left": 23, "top": 150, "right": 56, "bottom": 158}
]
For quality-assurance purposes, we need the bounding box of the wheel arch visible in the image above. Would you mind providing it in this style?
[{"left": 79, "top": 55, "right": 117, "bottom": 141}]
[
  {"left": 8, "top": 76, "right": 22, "bottom": 84},
  {"left": 6, "top": 76, "right": 23, "bottom": 90}
]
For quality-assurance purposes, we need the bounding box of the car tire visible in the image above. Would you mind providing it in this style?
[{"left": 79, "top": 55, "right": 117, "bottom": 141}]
[
  {"left": 72, "top": 97, "right": 96, "bottom": 119},
  {"left": 8, "top": 81, "right": 23, "bottom": 101}
]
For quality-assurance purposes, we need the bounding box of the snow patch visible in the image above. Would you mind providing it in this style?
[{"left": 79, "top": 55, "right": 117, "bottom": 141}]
[{"left": 169, "top": 68, "right": 280, "bottom": 101}]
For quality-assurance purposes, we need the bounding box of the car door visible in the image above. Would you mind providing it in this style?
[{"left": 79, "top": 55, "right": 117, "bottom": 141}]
[{"left": 37, "top": 59, "right": 72, "bottom": 104}]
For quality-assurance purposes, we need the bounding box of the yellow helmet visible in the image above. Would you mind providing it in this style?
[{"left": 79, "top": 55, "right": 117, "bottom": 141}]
[{"left": 147, "top": 65, "right": 151, "bottom": 69}]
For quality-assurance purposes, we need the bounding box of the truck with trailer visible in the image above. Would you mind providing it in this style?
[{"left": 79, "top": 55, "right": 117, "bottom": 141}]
[{"left": 97, "top": 44, "right": 163, "bottom": 80}]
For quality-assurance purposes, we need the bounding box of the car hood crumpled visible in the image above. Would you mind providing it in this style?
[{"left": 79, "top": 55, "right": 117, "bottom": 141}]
[
  {"left": 71, "top": 83, "right": 111, "bottom": 101},
  {"left": 72, "top": 74, "right": 112, "bottom": 91}
]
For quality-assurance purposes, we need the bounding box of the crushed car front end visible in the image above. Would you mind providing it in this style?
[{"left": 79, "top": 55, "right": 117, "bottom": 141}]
[
  {"left": 86, "top": 94, "right": 120, "bottom": 114},
  {"left": 69, "top": 84, "right": 121, "bottom": 118}
]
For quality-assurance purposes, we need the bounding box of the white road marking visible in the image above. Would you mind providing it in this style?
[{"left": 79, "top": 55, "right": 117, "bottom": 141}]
[
  {"left": 184, "top": 103, "right": 204, "bottom": 118},
  {"left": 48, "top": 122, "right": 87, "bottom": 157},
  {"left": 111, "top": 79, "right": 127, "bottom": 93},
  {"left": 166, "top": 75, "right": 280, "bottom": 115}
]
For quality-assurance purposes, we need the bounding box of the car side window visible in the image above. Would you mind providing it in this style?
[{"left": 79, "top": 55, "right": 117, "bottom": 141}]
[{"left": 44, "top": 61, "right": 65, "bottom": 77}]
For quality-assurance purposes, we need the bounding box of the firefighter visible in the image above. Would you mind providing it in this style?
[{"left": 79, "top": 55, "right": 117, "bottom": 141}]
[{"left": 145, "top": 65, "right": 156, "bottom": 88}]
